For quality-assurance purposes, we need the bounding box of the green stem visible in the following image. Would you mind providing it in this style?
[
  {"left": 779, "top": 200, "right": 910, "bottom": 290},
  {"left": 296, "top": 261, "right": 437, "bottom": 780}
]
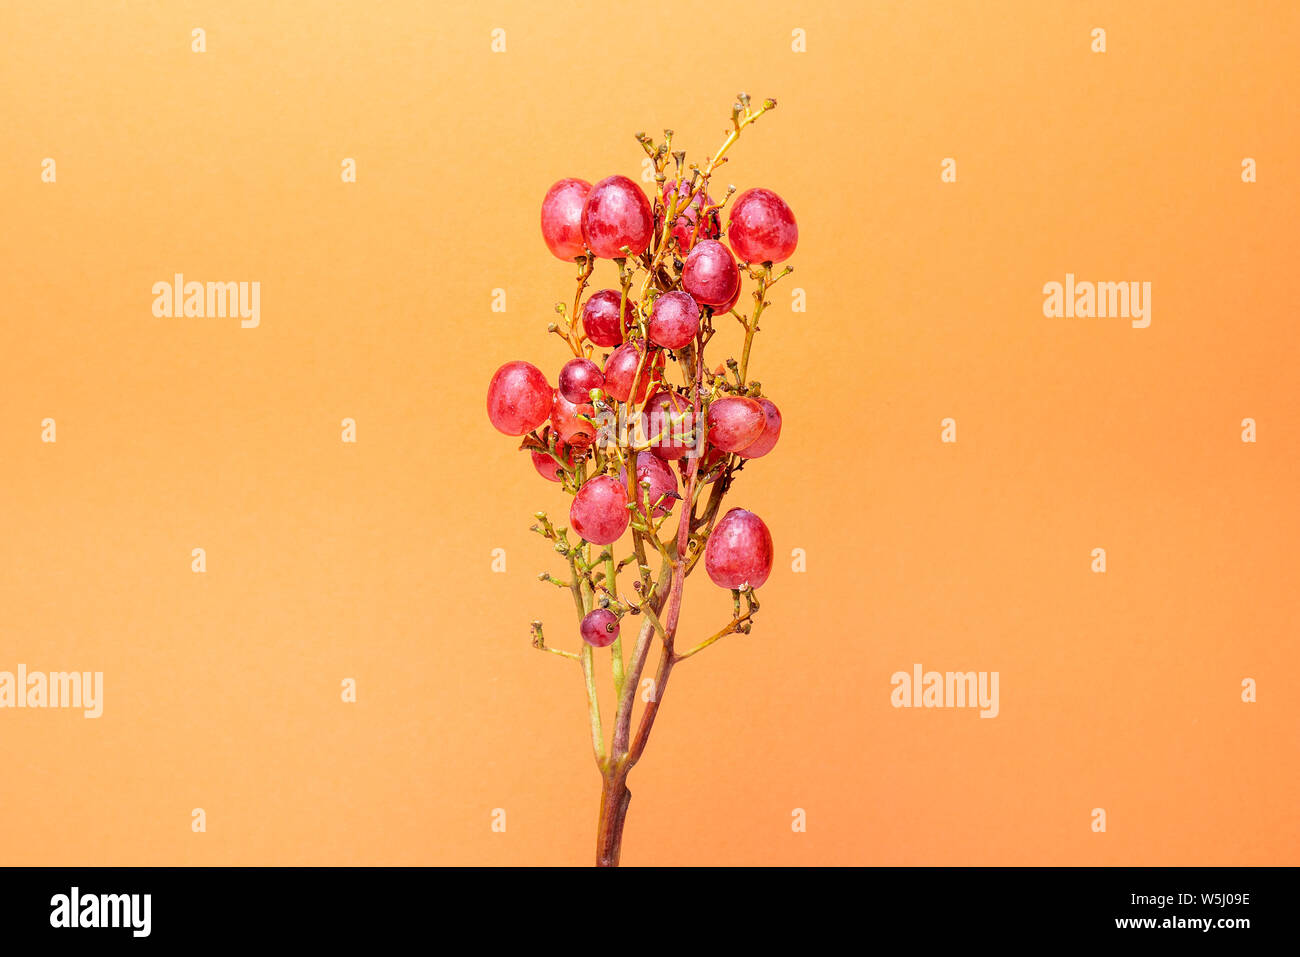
[
  {"left": 738, "top": 264, "right": 771, "bottom": 383},
  {"left": 581, "top": 645, "right": 606, "bottom": 769},
  {"left": 607, "top": 555, "right": 625, "bottom": 697}
]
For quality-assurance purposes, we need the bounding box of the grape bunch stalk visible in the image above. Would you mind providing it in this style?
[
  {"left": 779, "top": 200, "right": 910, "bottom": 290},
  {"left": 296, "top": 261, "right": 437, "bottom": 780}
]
[{"left": 486, "top": 95, "right": 796, "bottom": 866}]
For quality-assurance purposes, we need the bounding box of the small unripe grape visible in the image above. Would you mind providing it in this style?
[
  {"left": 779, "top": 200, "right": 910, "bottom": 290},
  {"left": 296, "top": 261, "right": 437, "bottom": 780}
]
[
  {"left": 618, "top": 451, "right": 680, "bottom": 518},
  {"left": 487, "top": 361, "right": 552, "bottom": 436},
  {"left": 581, "top": 289, "right": 635, "bottom": 347},
  {"left": 706, "top": 396, "right": 765, "bottom": 452},
  {"left": 647, "top": 291, "right": 701, "bottom": 350},
  {"left": 558, "top": 357, "right": 604, "bottom": 404},
  {"left": 550, "top": 391, "right": 596, "bottom": 449},
  {"left": 581, "top": 175, "right": 653, "bottom": 259},
  {"left": 540, "top": 178, "right": 592, "bottom": 260},
  {"left": 681, "top": 239, "right": 739, "bottom": 307},
  {"left": 727, "top": 188, "right": 798, "bottom": 264},
  {"left": 603, "top": 340, "right": 664, "bottom": 404},
  {"left": 570, "top": 475, "right": 630, "bottom": 545},
  {"left": 704, "top": 508, "right": 774, "bottom": 589},
  {"left": 659, "top": 180, "right": 720, "bottom": 253},
  {"left": 738, "top": 398, "right": 782, "bottom": 458},
  {"left": 580, "top": 608, "right": 620, "bottom": 648}
]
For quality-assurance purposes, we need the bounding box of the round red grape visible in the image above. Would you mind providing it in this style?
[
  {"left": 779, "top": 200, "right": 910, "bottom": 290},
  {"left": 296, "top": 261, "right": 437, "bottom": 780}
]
[
  {"left": 531, "top": 443, "right": 573, "bottom": 482},
  {"left": 581, "top": 175, "right": 653, "bottom": 259},
  {"left": 711, "top": 278, "right": 742, "bottom": 317},
  {"left": 646, "top": 390, "right": 694, "bottom": 460},
  {"left": 682, "top": 442, "right": 728, "bottom": 483},
  {"left": 704, "top": 508, "right": 774, "bottom": 589},
  {"left": 487, "top": 361, "right": 552, "bottom": 436},
  {"left": 581, "top": 289, "right": 635, "bottom": 347},
  {"left": 570, "top": 475, "right": 630, "bottom": 545},
  {"left": 540, "top": 178, "right": 592, "bottom": 261},
  {"left": 727, "top": 188, "right": 798, "bottom": 264},
  {"left": 738, "top": 398, "right": 782, "bottom": 458},
  {"left": 550, "top": 391, "right": 596, "bottom": 449},
  {"left": 619, "top": 451, "right": 680, "bottom": 518},
  {"left": 681, "top": 239, "right": 739, "bottom": 307},
  {"left": 659, "top": 180, "right": 720, "bottom": 252},
  {"left": 647, "top": 291, "right": 700, "bottom": 350},
  {"left": 580, "top": 609, "right": 620, "bottom": 648},
  {"left": 706, "top": 396, "right": 765, "bottom": 452},
  {"left": 558, "top": 357, "right": 604, "bottom": 404},
  {"left": 603, "top": 340, "right": 663, "bottom": 404}
]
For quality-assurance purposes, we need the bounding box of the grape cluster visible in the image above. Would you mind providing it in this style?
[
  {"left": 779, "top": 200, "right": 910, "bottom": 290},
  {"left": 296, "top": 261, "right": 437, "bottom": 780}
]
[{"left": 485, "top": 107, "right": 793, "bottom": 651}]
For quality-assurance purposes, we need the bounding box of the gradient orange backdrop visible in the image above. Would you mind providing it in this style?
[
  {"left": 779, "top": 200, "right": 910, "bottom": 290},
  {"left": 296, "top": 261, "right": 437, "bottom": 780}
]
[{"left": 2, "top": 1, "right": 1297, "bottom": 866}]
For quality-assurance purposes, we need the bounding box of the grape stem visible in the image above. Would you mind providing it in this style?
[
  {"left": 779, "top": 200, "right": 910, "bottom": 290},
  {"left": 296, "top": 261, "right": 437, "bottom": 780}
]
[
  {"left": 533, "top": 96, "right": 779, "bottom": 866},
  {"left": 738, "top": 263, "right": 771, "bottom": 383}
]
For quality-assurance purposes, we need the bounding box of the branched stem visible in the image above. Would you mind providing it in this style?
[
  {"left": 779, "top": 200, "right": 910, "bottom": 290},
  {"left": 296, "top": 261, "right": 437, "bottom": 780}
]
[
  {"left": 739, "top": 264, "right": 771, "bottom": 383},
  {"left": 527, "top": 96, "right": 782, "bottom": 866}
]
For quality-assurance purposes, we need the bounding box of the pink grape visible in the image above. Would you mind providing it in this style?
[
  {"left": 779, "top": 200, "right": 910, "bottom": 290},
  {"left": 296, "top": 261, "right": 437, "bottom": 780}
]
[
  {"left": 540, "top": 178, "right": 592, "bottom": 261},
  {"left": 550, "top": 391, "right": 596, "bottom": 449},
  {"left": 646, "top": 390, "right": 694, "bottom": 460},
  {"left": 603, "top": 340, "right": 663, "bottom": 404},
  {"left": 531, "top": 443, "right": 574, "bottom": 482},
  {"left": 580, "top": 609, "right": 620, "bottom": 648},
  {"left": 570, "top": 475, "right": 630, "bottom": 545},
  {"left": 558, "top": 357, "right": 604, "bottom": 404},
  {"left": 704, "top": 508, "right": 774, "bottom": 590},
  {"left": 659, "top": 180, "right": 720, "bottom": 252},
  {"left": 681, "top": 239, "right": 739, "bottom": 307},
  {"left": 581, "top": 289, "right": 635, "bottom": 348},
  {"left": 581, "top": 175, "right": 653, "bottom": 259},
  {"left": 738, "top": 398, "right": 782, "bottom": 458},
  {"left": 619, "top": 451, "right": 680, "bottom": 518},
  {"left": 727, "top": 188, "right": 798, "bottom": 264},
  {"left": 712, "top": 279, "right": 742, "bottom": 317},
  {"left": 647, "top": 291, "right": 700, "bottom": 350},
  {"left": 706, "top": 396, "right": 765, "bottom": 452},
  {"left": 487, "top": 361, "right": 552, "bottom": 436},
  {"left": 682, "top": 443, "right": 727, "bottom": 484}
]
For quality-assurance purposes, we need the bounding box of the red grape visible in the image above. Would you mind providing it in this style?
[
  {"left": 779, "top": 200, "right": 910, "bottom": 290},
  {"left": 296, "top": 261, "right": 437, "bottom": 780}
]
[
  {"left": 646, "top": 390, "right": 694, "bottom": 460},
  {"left": 738, "top": 398, "right": 782, "bottom": 458},
  {"left": 540, "top": 178, "right": 592, "bottom": 261},
  {"left": 580, "top": 609, "right": 620, "bottom": 648},
  {"left": 581, "top": 175, "right": 653, "bottom": 259},
  {"left": 619, "top": 451, "right": 680, "bottom": 518},
  {"left": 647, "top": 291, "right": 700, "bottom": 350},
  {"left": 706, "top": 396, "right": 765, "bottom": 452},
  {"left": 487, "top": 361, "right": 552, "bottom": 436},
  {"left": 550, "top": 391, "right": 596, "bottom": 449},
  {"left": 711, "top": 279, "right": 742, "bottom": 317},
  {"left": 681, "top": 442, "right": 727, "bottom": 483},
  {"left": 704, "top": 508, "right": 774, "bottom": 589},
  {"left": 681, "top": 239, "right": 739, "bottom": 307},
  {"left": 558, "top": 357, "right": 604, "bottom": 404},
  {"left": 727, "top": 188, "right": 798, "bottom": 264},
  {"left": 603, "top": 340, "right": 663, "bottom": 404},
  {"left": 659, "top": 180, "right": 720, "bottom": 252},
  {"left": 581, "top": 289, "right": 635, "bottom": 348},
  {"left": 531, "top": 443, "right": 573, "bottom": 482},
  {"left": 570, "top": 475, "right": 630, "bottom": 545}
]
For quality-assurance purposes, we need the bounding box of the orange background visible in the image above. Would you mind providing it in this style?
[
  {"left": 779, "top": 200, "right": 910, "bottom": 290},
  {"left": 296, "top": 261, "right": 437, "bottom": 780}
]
[{"left": 2, "top": 1, "right": 1297, "bottom": 866}]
